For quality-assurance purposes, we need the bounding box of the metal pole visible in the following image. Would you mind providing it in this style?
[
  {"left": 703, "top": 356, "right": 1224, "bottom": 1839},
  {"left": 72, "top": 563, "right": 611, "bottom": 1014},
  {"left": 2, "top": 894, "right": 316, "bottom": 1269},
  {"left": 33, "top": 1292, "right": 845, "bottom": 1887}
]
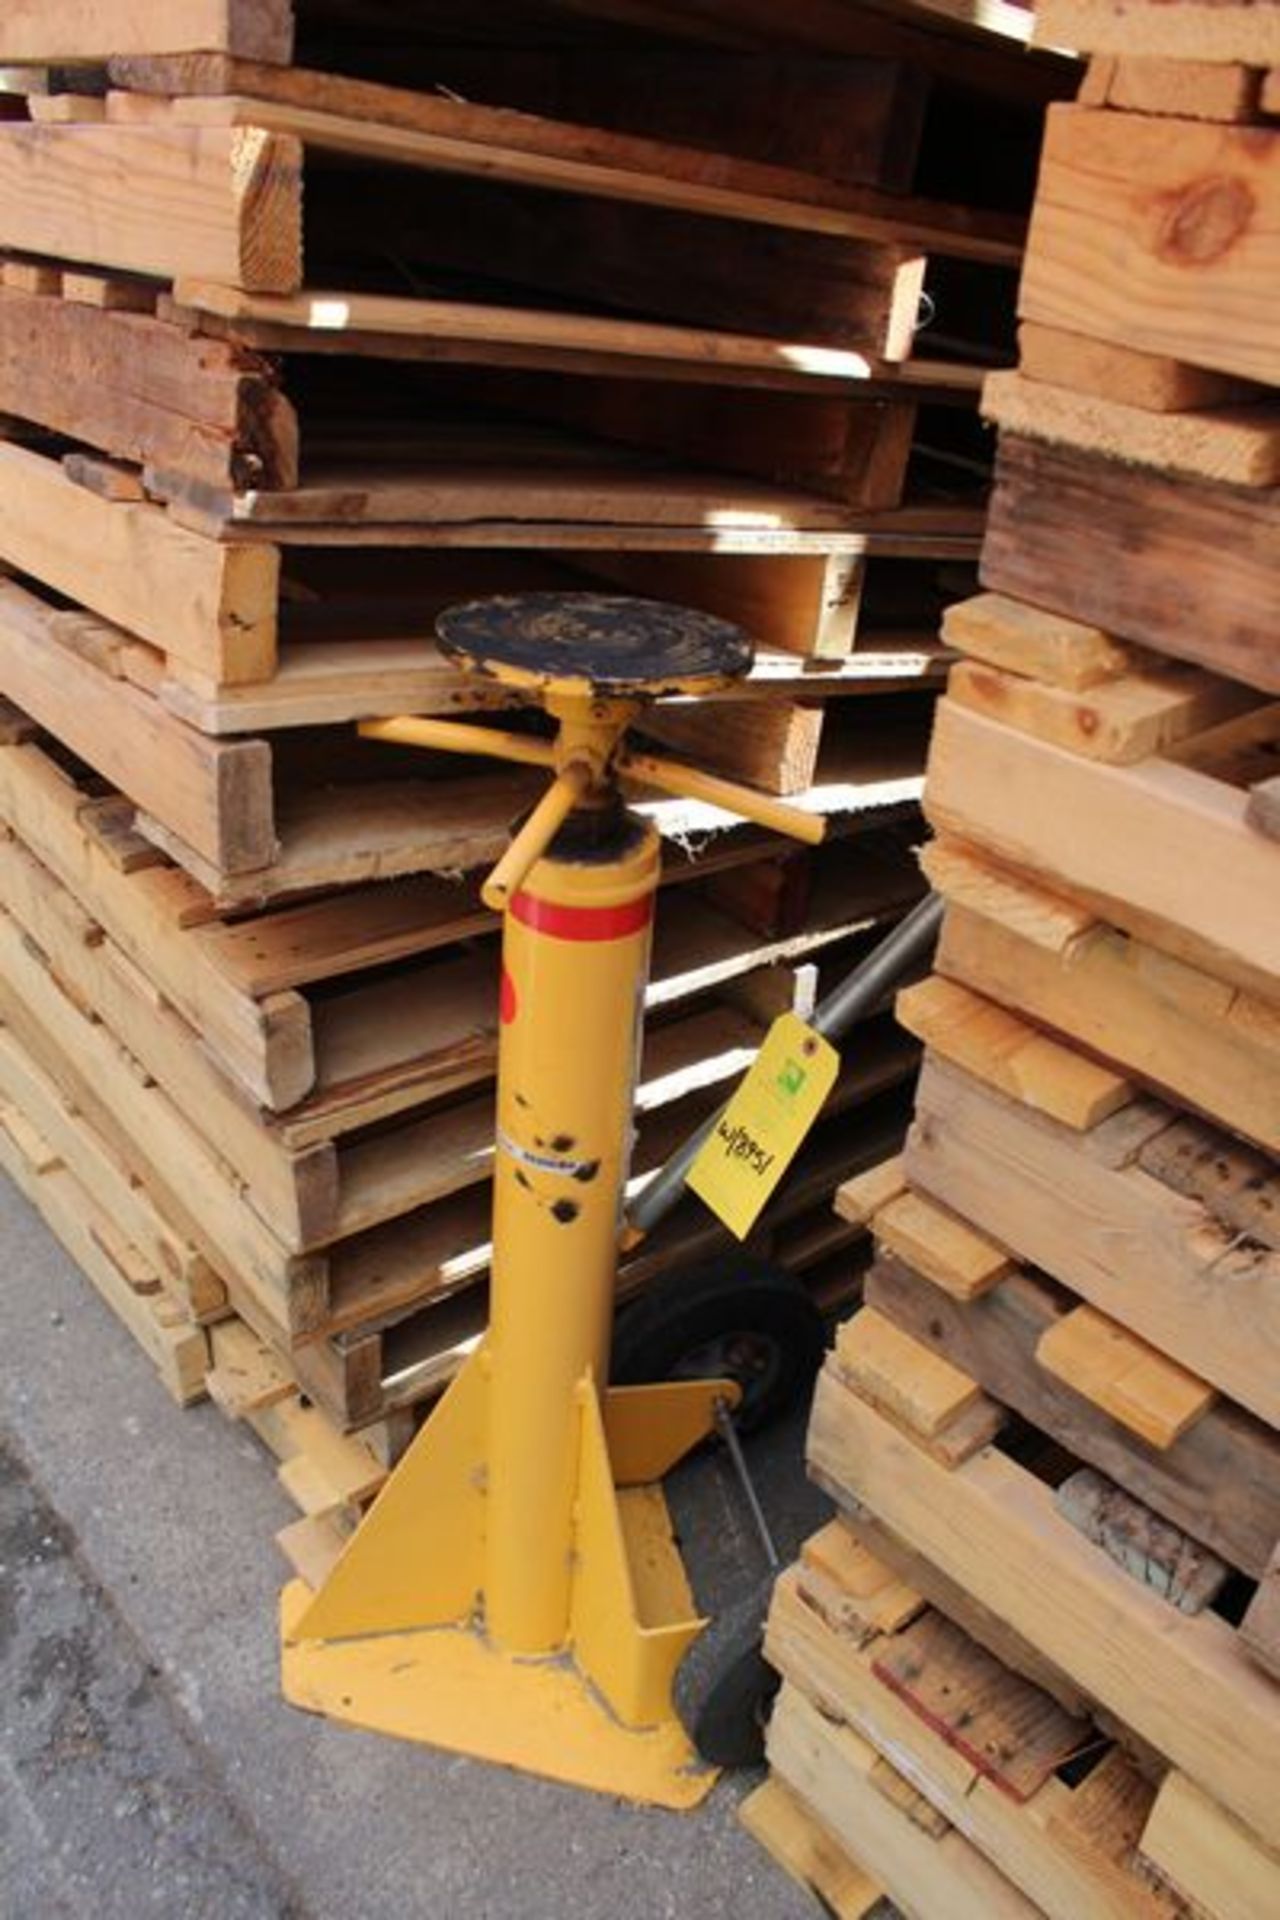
[{"left": 623, "top": 890, "right": 942, "bottom": 1244}]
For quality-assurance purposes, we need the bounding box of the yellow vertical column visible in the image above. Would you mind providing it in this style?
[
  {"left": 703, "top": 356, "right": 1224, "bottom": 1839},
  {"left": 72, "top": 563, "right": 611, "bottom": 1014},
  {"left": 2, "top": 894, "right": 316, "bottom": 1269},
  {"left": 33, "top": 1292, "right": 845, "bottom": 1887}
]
[{"left": 483, "top": 813, "right": 660, "bottom": 1655}]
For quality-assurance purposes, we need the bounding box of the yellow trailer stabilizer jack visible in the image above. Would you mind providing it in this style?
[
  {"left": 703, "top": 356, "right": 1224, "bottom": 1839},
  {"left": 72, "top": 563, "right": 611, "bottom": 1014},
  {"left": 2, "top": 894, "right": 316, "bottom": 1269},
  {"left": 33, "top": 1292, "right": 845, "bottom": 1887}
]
[{"left": 281, "top": 595, "right": 823, "bottom": 1807}]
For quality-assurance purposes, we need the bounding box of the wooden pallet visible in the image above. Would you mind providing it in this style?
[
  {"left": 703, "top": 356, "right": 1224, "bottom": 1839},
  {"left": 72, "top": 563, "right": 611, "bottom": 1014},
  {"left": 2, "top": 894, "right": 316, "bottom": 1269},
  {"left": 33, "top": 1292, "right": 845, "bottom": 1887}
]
[
  {"left": 922, "top": 835, "right": 1280, "bottom": 1155},
  {"left": 900, "top": 1036, "right": 1280, "bottom": 1427},
  {"left": 806, "top": 1315, "right": 1280, "bottom": 1853},
  {"left": 766, "top": 1530, "right": 1185, "bottom": 1920}
]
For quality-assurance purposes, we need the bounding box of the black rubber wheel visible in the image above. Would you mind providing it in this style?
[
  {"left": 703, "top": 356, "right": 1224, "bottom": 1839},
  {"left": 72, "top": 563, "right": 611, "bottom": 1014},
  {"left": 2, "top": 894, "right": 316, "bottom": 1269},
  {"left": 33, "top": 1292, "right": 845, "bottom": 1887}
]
[
  {"left": 674, "top": 1574, "right": 779, "bottom": 1768},
  {"left": 611, "top": 1255, "right": 826, "bottom": 1435}
]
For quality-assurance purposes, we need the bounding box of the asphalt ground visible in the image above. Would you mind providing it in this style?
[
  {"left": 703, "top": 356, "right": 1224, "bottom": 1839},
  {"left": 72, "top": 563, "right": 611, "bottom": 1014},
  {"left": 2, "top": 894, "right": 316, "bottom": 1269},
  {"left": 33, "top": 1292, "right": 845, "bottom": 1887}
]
[{"left": 0, "top": 1170, "right": 830, "bottom": 1920}]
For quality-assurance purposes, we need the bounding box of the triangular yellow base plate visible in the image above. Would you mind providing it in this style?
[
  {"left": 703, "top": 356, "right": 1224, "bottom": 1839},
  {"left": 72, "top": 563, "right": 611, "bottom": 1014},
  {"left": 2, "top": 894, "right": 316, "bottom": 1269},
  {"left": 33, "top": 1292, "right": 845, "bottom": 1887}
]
[{"left": 281, "top": 1582, "right": 715, "bottom": 1809}]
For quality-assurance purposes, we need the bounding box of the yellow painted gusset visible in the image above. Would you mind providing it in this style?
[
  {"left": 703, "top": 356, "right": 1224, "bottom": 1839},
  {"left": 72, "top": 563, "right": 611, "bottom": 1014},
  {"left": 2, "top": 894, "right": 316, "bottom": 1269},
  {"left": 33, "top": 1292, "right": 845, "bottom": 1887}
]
[
  {"left": 280, "top": 1582, "right": 714, "bottom": 1809},
  {"left": 289, "top": 1348, "right": 488, "bottom": 1643},
  {"left": 570, "top": 1382, "right": 706, "bottom": 1731},
  {"left": 604, "top": 1379, "right": 741, "bottom": 1486}
]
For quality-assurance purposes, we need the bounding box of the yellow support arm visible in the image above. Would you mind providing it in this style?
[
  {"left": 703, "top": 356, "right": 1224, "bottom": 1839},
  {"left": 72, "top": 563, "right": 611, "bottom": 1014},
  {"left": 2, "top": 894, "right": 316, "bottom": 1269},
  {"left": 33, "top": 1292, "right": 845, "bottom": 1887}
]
[{"left": 615, "top": 747, "right": 826, "bottom": 846}]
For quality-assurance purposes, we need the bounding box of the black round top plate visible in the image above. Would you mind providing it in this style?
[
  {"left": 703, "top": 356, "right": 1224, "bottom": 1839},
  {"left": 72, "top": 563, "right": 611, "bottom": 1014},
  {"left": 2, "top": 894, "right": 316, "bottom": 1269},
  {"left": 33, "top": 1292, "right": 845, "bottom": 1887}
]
[{"left": 436, "top": 592, "right": 753, "bottom": 696}]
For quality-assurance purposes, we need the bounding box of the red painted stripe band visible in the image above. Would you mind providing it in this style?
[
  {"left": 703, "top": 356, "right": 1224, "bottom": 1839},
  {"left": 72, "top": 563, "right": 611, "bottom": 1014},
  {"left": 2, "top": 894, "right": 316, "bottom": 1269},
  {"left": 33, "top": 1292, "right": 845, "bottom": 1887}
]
[{"left": 510, "top": 890, "right": 654, "bottom": 943}]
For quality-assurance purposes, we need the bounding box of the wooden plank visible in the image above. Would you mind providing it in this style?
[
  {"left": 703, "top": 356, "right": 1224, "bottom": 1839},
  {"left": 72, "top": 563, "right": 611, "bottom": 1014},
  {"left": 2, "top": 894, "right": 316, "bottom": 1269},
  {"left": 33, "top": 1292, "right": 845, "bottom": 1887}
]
[
  {"left": 896, "top": 974, "right": 1134, "bottom": 1128},
  {"left": 1141, "top": 1771, "right": 1280, "bottom": 1920},
  {"left": 1020, "top": 104, "right": 1280, "bottom": 385},
  {"left": 1018, "top": 319, "right": 1255, "bottom": 413},
  {"left": 946, "top": 653, "right": 1260, "bottom": 766},
  {"left": 1034, "top": 1, "right": 1280, "bottom": 64},
  {"left": 1239, "top": 1544, "right": 1280, "bottom": 1684},
  {"left": 983, "top": 366, "right": 1280, "bottom": 486},
  {"left": 0, "top": 583, "right": 276, "bottom": 872},
  {"left": 0, "top": 735, "right": 311, "bottom": 1110},
  {"left": 0, "top": 125, "right": 301, "bottom": 291},
  {"left": 0, "top": 441, "right": 278, "bottom": 682},
  {"left": 808, "top": 1356, "right": 1280, "bottom": 1851},
  {"left": 1081, "top": 54, "right": 1266, "bottom": 122},
  {"left": 867, "top": 1253, "right": 1280, "bottom": 1579},
  {"left": 872, "top": 1188, "right": 1011, "bottom": 1301},
  {"left": 0, "top": 1, "right": 293, "bottom": 62},
  {"left": 929, "top": 850, "right": 1280, "bottom": 1155},
  {"left": 983, "top": 435, "right": 1280, "bottom": 695},
  {"left": 923, "top": 698, "right": 1280, "bottom": 1001},
  {"left": 643, "top": 700, "right": 824, "bottom": 797},
  {"left": 738, "top": 1778, "right": 881, "bottom": 1920},
  {"left": 771, "top": 1570, "right": 1182, "bottom": 1920},
  {"left": 122, "top": 79, "right": 1026, "bottom": 266},
  {"left": 0, "top": 287, "right": 297, "bottom": 490},
  {"left": 1248, "top": 774, "right": 1280, "bottom": 840},
  {"left": 1036, "top": 1305, "right": 1217, "bottom": 1449},
  {"left": 832, "top": 1307, "right": 985, "bottom": 1439},
  {"left": 171, "top": 279, "right": 983, "bottom": 396},
  {"left": 1055, "top": 1467, "right": 1230, "bottom": 1614},
  {"left": 941, "top": 591, "right": 1132, "bottom": 692},
  {"left": 907, "top": 1052, "right": 1280, "bottom": 1425},
  {"left": 766, "top": 1685, "right": 1040, "bottom": 1920}
]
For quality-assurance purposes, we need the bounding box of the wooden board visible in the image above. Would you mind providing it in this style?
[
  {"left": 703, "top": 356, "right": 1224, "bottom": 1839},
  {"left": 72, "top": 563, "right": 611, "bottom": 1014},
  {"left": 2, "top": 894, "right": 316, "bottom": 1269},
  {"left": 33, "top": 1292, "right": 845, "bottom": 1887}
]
[
  {"left": 983, "top": 367, "right": 1280, "bottom": 487},
  {"left": 1035, "top": 1304, "right": 1216, "bottom": 1449},
  {"left": 767, "top": 1583, "right": 1172, "bottom": 1920},
  {"left": 1034, "top": 1, "right": 1280, "bottom": 64},
  {"left": 0, "top": 581, "right": 275, "bottom": 873},
  {"left": 107, "top": 79, "right": 1026, "bottom": 265},
  {"left": 0, "top": 0, "right": 292, "bottom": 62},
  {"left": 896, "top": 973, "right": 1133, "bottom": 1128},
  {"left": 928, "top": 841, "right": 1280, "bottom": 1155},
  {"left": 171, "top": 279, "right": 983, "bottom": 396},
  {"left": 1140, "top": 1770, "right": 1280, "bottom": 1920},
  {"left": 982, "top": 435, "right": 1280, "bottom": 696},
  {"left": 1240, "top": 1544, "right": 1280, "bottom": 1684},
  {"left": 0, "top": 440, "right": 278, "bottom": 682},
  {"left": 867, "top": 1252, "right": 1280, "bottom": 1579},
  {"left": 766, "top": 1684, "right": 1040, "bottom": 1920},
  {"left": 1019, "top": 105, "right": 1280, "bottom": 386},
  {"left": 738, "top": 1778, "right": 881, "bottom": 1920},
  {"left": 1081, "top": 54, "right": 1267, "bottom": 122},
  {"left": 1018, "top": 319, "right": 1257, "bottom": 414},
  {"left": 923, "top": 698, "right": 1280, "bottom": 1002},
  {"left": 1248, "top": 774, "right": 1280, "bottom": 840},
  {"left": 941, "top": 590, "right": 1133, "bottom": 691},
  {"left": 906, "top": 1051, "right": 1280, "bottom": 1426},
  {"left": 0, "top": 286, "right": 297, "bottom": 491},
  {"left": 808, "top": 1351, "right": 1280, "bottom": 1852},
  {"left": 0, "top": 124, "right": 301, "bottom": 291},
  {"left": 946, "top": 652, "right": 1260, "bottom": 767}
]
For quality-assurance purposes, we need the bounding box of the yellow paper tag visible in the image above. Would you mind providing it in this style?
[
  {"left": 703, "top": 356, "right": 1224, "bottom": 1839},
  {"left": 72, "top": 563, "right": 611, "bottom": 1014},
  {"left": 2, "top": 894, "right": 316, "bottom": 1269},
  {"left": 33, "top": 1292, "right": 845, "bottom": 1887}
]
[{"left": 687, "top": 1012, "right": 839, "bottom": 1240}]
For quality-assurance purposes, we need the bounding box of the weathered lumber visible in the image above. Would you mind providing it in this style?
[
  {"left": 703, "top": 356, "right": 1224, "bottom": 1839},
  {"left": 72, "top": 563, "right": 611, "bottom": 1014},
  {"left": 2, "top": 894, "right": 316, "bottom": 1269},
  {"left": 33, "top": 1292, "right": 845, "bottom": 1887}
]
[
  {"left": 0, "top": 582, "right": 275, "bottom": 873},
  {"left": 906, "top": 1051, "right": 1280, "bottom": 1425},
  {"left": 0, "top": 124, "right": 301, "bottom": 290},
  {"left": 1018, "top": 320, "right": 1256, "bottom": 414},
  {"left": 1019, "top": 105, "right": 1280, "bottom": 386},
  {"left": 768, "top": 1572, "right": 1178, "bottom": 1920},
  {"left": 1034, "top": 1, "right": 1280, "bottom": 65},
  {"left": 927, "top": 840, "right": 1280, "bottom": 1154},
  {"left": 808, "top": 1348, "right": 1280, "bottom": 1851},
  {"left": 766, "top": 1684, "right": 1038, "bottom": 1920},
  {"left": 923, "top": 698, "right": 1280, "bottom": 1000},
  {"left": 983, "top": 367, "right": 1280, "bottom": 488},
  {"left": 1248, "top": 775, "right": 1280, "bottom": 840},
  {"left": 0, "top": 0, "right": 292, "bottom": 62},
  {"left": 866, "top": 1253, "right": 1280, "bottom": 1578},
  {"left": 738, "top": 1778, "right": 881, "bottom": 1920},
  {"left": 0, "top": 287, "right": 297, "bottom": 489},
  {"left": 982, "top": 435, "right": 1280, "bottom": 694},
  {"left": 0, "top": 440, "right": 278, "bottom": 681},
  {"left": 1140, "top": 1770, "right": 1280, "bottom": 1920},
  {"left": 1080, "top": 54, "right": 1267, "bottom": 122}
]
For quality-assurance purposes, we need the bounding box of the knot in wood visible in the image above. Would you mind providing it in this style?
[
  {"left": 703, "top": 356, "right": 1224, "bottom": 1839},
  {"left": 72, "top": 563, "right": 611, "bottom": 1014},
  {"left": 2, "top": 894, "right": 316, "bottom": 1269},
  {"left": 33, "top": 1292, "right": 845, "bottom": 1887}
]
[{"left": 1155, "top": 176, "right": 1255, "bottom": 268}]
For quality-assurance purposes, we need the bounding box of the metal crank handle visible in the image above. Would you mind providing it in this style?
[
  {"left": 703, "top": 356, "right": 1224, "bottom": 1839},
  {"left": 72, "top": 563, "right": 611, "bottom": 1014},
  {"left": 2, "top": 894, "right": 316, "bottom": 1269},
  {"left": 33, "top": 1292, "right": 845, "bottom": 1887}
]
[
  {"left": 481, "top": 767, "right": 591, "bottom": 914},
  {"left": 358, "top": 716, "right": 555, "bottom": 770},
  {"left": 615, "top": 748, "right": 825, "bottom": 847}
]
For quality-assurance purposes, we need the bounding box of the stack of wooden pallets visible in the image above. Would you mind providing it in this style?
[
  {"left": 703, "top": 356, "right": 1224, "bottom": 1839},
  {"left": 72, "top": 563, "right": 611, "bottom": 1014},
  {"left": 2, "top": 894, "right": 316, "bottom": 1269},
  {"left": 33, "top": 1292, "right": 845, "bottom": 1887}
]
[
  {"left": 0, "top": 2, "right": 1060, "bottom": 1549},
  {"left": 748, "top": 4, "right": 1280, "bottom": 1915}
]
